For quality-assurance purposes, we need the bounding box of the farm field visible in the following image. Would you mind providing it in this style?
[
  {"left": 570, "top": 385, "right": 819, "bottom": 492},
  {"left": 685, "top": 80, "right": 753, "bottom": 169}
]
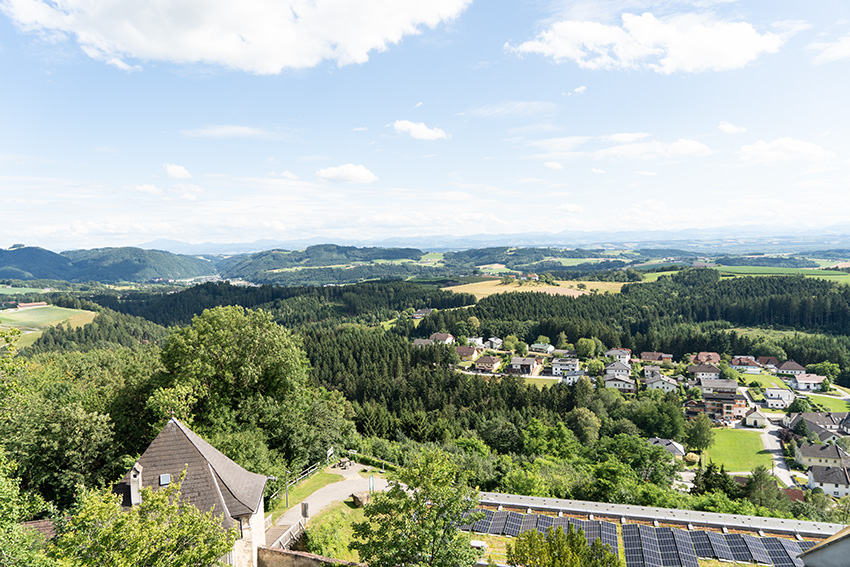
[
  {"left": 704, "top": 428, "right": 772, "bottom": 472},
  {"left": 716, "top": 266, "right": 850, "bottom": 282},
  {"left": 445, "top": 279, "right": 624, "bottom": 300},
  {"left": 807, "top": 393, "right": 850, "bottom": 412},
  {"left": 641, "top": 270, "right": 680, "bottom": 282},
  {"left": 525, "top": 376, "right": 559, "bottom": 389},
  {"left": 0, "top": 306, "right": 96, "bottom": 348},
  {"left": 0, "top": 286, "right": 46, "bottom": 295}
]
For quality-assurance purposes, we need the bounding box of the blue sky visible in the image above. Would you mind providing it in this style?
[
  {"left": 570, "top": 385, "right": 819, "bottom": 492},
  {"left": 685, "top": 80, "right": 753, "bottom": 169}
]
[{"left": 1, "top": 0, "right": 848, "bottom": 250}]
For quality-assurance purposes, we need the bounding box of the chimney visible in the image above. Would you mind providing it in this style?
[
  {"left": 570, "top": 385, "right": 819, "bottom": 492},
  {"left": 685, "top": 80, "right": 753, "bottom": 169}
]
[{"left": 130, "top": 462, "right": 143, "bottom": 506}]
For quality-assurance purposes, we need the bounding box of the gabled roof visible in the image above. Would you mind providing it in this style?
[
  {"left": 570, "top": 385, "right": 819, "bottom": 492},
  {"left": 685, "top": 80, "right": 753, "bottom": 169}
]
[
  {"left": 648, "top": 437, "right": 685, "bottom": 457},
  {"left": 605, "top": 361, "right": 631, "bottom": 372},
  {"left": 745, "top": 407, "right": 768, "bottom": 419},
  {"left": 688, "top": 364, "right": 721, "bottom": 374},
  {"left": 605, "top": 348, "right": 631, "bottom": 355},
  {"left": 646, "top": 375, "right": 676, "bottom": 385},
  {"left": 604, "top": 375, "right": 635, "bottom": 385},
  {"left": 115, "top": 419, "right": 267, "bottom": 528},
  {"left": 757, "top": 356, "right": 779, "bottom": 366},
  {"left": 456, "top": 345, "right": 477, "bottom": 356},
  {"left": 800, "top": 524, "right": 850, "bottom": 559},
  {"left": 794, "top": 373, "right": 826, "bottom": 383},
  {"left": 810, "top": 464, "right": 850, "bottom": 486},
  {"left": 511, "top": 357, "right": 540, "bottom": 365},
  {"left": 777, "top": 360, "right": 806, "bottom": 372},
  {"left": 475, "top": 355, "right": 501, "bottom": 365},
  {"left": 731, "top": 357, "right": 761, "bottom": 367},
  {"left": 429, "top": 333, "right": 454, "bottom": 342},
  {"left": 696, "top": 378, "right": 738, "bottom": 389},
  {"left": 797, "top": 442, "right": 846, "bottom": 460}
]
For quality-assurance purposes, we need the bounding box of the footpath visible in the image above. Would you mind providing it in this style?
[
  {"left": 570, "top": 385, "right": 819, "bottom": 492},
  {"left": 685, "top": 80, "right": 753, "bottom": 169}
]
[{"left": 265, "top": 463, "right": 389, "bottom": 546}]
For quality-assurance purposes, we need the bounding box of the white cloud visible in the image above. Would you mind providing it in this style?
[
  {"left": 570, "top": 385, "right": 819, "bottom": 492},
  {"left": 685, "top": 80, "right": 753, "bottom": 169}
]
[
  {"left": 592, "top": 138, "right": 711, "bottom": 160},
  {"left": 510, "top": 12, "right": 789, "bottom": 74},
  {"left": 467, "top": 101, "right": 559, "bottom": 118},
  {"left": 164, "top": 163, "right": 192, "bottom": 179},
  {"left": 574, "top": 86, "right": 587, "bottom": 94},
  {"left": 352, "top": 127, "right": 368, "bottom": 132},
  {"left": 135, "top": 184, "right": 163, "bottom": 195},
  {"left": 181, "top": 125, "right": 278, "bottom": 139},
  {"left": 414, "top": 101, "right": 423, "bottom": 108},
  {"left": 634, "top": 170, "right": 658, "bottom": 176},
  {"left": 173, "top": 183, "right": 204, "bottom": 201},
  {"left": 392, "top": 120, "right": 448, "bottom": 141},
  {"left": 809, "top": 33, "right": 850, "bottom": 64},
  {"left": 602, "top": 132, "right": 651, "bottom": 143},
  {"left": 275, "top": 170, "right": 298, "bottom": 180},
  {"left": 1, "top": 0, "right": 471, "bottom": 73},
  {"left": 591, "top": 168, "right": 606, "bottom": 174},
  {"left": 544, "top": 161, "right": 564, "bottom": 170},
  {"left": 740, "top": 138, "right": 833, "bottom": 164},
  {"left": 718, "top": 121, "right": 746, "bottom": 134},
  {"left": 316, "top": 163, "right": 377, "bottom": 184},
  {"left": 557, "top": 203, "right": 584, "bottom": 213}
]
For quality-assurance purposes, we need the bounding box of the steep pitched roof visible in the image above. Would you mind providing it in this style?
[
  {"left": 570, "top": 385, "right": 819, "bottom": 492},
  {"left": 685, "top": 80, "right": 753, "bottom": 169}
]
[
  {"left": 798, "top": 442, "right": 846, "bottom": 460},
  {"left": 810, "top": 464, "right": 850, "bottom": 486},
  {"left": 648, "top": 437, "right": 685, "bottom": 456},
  {"left": 688, "top": 364, "right": 721, "bottom": 374},
  {"left": 115, "top": 419, "right": 267, "bottom": 528},
  {"left": 777, "top": 360, "right": 806, "bottom": 372}
]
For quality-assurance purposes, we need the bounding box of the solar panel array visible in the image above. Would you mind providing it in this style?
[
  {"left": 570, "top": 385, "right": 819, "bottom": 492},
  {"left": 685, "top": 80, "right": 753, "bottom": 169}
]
[{"left": 459, "top": 508, "right": 818, "bottom": 567}]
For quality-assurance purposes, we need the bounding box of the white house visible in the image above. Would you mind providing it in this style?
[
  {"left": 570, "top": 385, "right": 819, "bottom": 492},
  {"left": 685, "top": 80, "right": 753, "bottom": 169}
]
[
  {"left": 643, "top": 365, "right": 662, "bottom": 379},
  {"left": 605, "top": 348, "right": 631, "bottom": 365},
  {"left": 551, "top": 358, "right": 580, "bottom": 376},
  {"left": 115, "top": 419, "right": 267, "bottom": 567},
  {"left": 809, "top": 465, "right": 850, "bottom": 498},
  {"left": 777, "top": 360, "right": 807, "bottom": 375},
  {"left": 764, "top": 388, "right": 795, "bottom": 409},
  {"left": 429, "top": 333, "right": 455, "bottom": 345},
  {"left": 687, "top": 364, "right": 721, "bottom": 380},
  {"left": 646, "top": 375, "right": 678, "bottom": 393},
  {"left": 485, "top": 337, "right": 503, "bottom": 350},
  {"left": 604, "top": 375, "right": 636, "bottom": 393},
  {"left": 730, "top": 356, "right": 762, "bottom": 374},
  {"left": 744, "top": 407, "right": 768, "bottom": 428},
  {"left": 467, "top": 336, "right": 484, "bottom": 348},
  {"left": 560, "top": 370, "right": 589, "bottom": 386},
  {"left": 792, "top": 373, "right": 827, "bottom": 391},
  {"left": 604, "top": 361, "right": 631, "bottom": 379}
]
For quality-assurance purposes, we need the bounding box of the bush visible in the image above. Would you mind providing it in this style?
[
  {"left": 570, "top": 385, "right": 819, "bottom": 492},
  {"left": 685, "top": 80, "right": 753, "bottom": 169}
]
[{"left": 684, "top": 453, "right": 700, "bottom": 466}]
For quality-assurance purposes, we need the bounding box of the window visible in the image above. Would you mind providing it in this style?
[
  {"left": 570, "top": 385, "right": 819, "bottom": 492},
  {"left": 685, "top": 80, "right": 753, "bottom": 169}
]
[{"left": 159, "top": 473, "right": 171, "bottom": 486}]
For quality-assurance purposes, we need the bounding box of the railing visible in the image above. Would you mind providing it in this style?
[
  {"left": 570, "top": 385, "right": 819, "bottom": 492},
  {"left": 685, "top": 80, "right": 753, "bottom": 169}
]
[
  {"left": 268, "top": 457, "right": 335, "bottom": 502},
  {"left": 270, "top": 518, "right": 306, "bottom": 549},
  {"left": 264, "top": 514, "right": 273, "bottom": 531}
]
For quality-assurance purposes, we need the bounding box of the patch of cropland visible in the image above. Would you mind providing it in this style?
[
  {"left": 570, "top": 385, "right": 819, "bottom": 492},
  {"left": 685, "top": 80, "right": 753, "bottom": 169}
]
[{"left": 716, "top": 255, "right": 819, "bottom": 268}]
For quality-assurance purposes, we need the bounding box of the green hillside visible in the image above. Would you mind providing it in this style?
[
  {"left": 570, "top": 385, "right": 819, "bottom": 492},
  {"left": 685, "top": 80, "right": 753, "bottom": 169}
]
[{"left": 60, "top": 247, "right": 216, "bottom": 282}]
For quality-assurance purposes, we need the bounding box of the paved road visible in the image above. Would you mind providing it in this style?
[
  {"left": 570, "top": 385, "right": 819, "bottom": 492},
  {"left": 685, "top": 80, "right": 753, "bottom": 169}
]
[{"left": 266, "top": 463, "right": 389, "bottom": 546}]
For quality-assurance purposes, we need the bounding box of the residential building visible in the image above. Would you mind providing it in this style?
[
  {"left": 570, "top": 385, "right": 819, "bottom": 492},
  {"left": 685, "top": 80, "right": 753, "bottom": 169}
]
[
  {"left": 641, "top": 351, "right": 673, "bottom": 364},
  {"left": 605, "top": 348, "right": 631, "bottom": 364},
  {"left": 475, "top": 355, "right": 502, "bottom": 373},
  {"left": 800, "top": 524, "right": 850, "bottom": 567},
  {"left": 485, "top": 337, "right": 503, "bottom": 350},
  {"left": 648, "top": 437, "right": 686, "bottom": 458},
  {"left": 560, "top": 370, "right": 589, "bottom": 386},
  {"left": 687, "top": 364, "right": 722, "bottom": 380},
  {"left": 787, "top": 412, "right": 849, "bottom": 431},
  {"left": 510, "top": 357, "right": 543, "bottom": 376},
  {"left": 412, "top": 308, "right": 433, "bottom": 319},
  {"left": 551, "top": 358, "right": 580, "bottom": 376},
  {"left": 603, "top": 375, "right": 636, "bottom": 393},
  {"left": 764, "top": 388, "right": 795, "bottom": 409},
  {"left": 743, "top": 407, "right": 768, "bottom": 428},
  {"left": 686, "top": 393, "right": 748, "bottom": 420},
  {"left": 795, "top": 443, "right": 849, "bottom": 468},
  {"left": 429, "top": 333, "right": 455, "bottom": 344},
  {"left": 777, "top": 360, "right": 807, "bottom": 375},
  {"left": 456, "top": 345, "right": 483, "bottom": 362},
  {"left": 604, "top": 361, "right": 631, "bottom": 379},
  {"left": 809, "top": 465, "right": 850, "bottom": 498},
  {"left": 643, "top": 365, "right": 662, "bottom": 379},
  {"left": 691, "top": 351, "right": 721, "bottom": 364},
  {"left": 646, "top": 375, "right": 678, "bottom": 393},
  {"left": 530, "top": 343, "right": 555, "bottom": 355},
  {"left": 791, "top": 373, "right": 828, "bottom": 391},
  {"left": 553, "top": 349, "right": 578, "bottom": 358},
  {"left": 731, "top": 357, "right": 763, "bottom": 374},
  {"left": 114, "top": 418, "right": 266, "bottom": 567},
  {"left": 412, "top": 338, "right": 434, "bottom": 348},
  {"left": 467, "top": 336, "right": 484, "bottom": 348},
  {"left": 757, "top": 356, "right": 779, "bottom": 371},
  {"left": 693, "top": 377, "right": 738, "bottom": 395}
]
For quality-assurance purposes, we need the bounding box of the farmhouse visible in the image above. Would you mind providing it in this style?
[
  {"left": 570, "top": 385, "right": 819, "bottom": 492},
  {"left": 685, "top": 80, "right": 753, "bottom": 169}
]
[
  {"left": 795, "top": 443, "right": 849, "bottom": 468},
  {"left": 757, "top": 356, "right": 779, "bottom": 370},
  {"left": 114, "top": 418, "right": 266, "bottom": 567},
  {"left": 475, "top": 355, "right": 501, "bottom": 373},
  {"left": 559, "top": 370, "right": 589, "bottom": 386},
  {"left": 791, "top": 373, "right": 828, "bottom": 391},
  {"left": 687, "top": 364, "right": 721, "bottom": 380},
  {"left": 412, "top": 308, "right": 433, "bottom": 319},
  {"left": 412, "top": 338, "right": 434, "bottom": 347},
  {"left": 777, "top": 360, "right": 807, "bottom": 375},
  {"left": 809, "top": 465, "right": 850, "bottom": 498},
  {"left": 16, "top": 301, "right": 48, "bottom": 309},
  {"left": 731, "top": 356, "right": 762, "bottom": 374}
]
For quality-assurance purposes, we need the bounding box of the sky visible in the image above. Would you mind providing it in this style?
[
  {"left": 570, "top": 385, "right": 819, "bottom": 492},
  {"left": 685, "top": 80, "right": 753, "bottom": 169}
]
[{"left": 0, "top": 0, "right": 849, "bottom": 251}]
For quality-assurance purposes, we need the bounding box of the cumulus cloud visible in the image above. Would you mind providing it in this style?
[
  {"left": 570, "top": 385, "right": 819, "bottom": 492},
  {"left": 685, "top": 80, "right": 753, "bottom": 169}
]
[
  {"left": 180, "top": 125, "right": 281, "bottom": 139},
  {"left": 164, "top": 163, "right": 192, "bottom": 179},
  {"left": 602, "top": 132, "right": 651, "bottom": 143},
  {"left": 591, "top": 168, "right": 606, "bottom": 174},
  {"left": 809, "top": 33, "right": 850, "bottom": 64},
  {"left": 1, "top": 0, "right": 470, "bottom": 73},
  {"left": 718, "top": 121, "right": 746, "bottom": 134},
  {"left": 740, "top": 138, "right": 833, "bottom": 163},
  {"left": 544, "top": 161, "right": 564, "bottom": 170},
  {"left": 316, "top": 163, "right": 377, "bottom": 184},
  {"left": 510, "top": 12, "right": 789, "bottom": 74},
  {"left": 392, "top": 120, "right": 448, "bottom": 140},
  {"left": 557, "top": 203, "right": 584, "bottom": 213},
  {"left": 135, "top": 184, "right": 163, "bottom": 195}
]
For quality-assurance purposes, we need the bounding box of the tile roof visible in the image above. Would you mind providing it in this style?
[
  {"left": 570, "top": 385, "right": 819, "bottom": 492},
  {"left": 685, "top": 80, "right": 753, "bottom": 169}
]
[
  {"left": 778, "top": 360, "right": 806, "bottom": 372},
  {"left": 798, "top": 442, "right": 846, "bottom": 459},
  {"left": 115, "top": 419, "right": 267, "bottom": 528},
  {"left": 810, "top": 464, "right": 850, "bottom": 486}
]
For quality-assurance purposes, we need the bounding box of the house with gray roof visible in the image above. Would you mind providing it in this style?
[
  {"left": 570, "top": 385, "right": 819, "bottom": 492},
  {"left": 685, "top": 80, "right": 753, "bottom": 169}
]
[
  {"left": 687, "top": 364, "right": 722, "bottom": 380},
  {"left": 796, "top": 443, "right": 849, "bottom": 469},
  {"left": 605, "top": 361, "right": 631, "bottom": 379},
  {"left": 777, "top": 360, "right": 806, "bottom": 375},
  {"left": 809, "top": 465, "right": 850, "bottom": 498},
  {"left": 115, "top": 418, "right": 267, "bottom": 567},
  {"left": 648, "top": 437, "right": 686, "bottom": 457},
  {"left": 605, "top": 348, "right": 631, "bottom": 365}
]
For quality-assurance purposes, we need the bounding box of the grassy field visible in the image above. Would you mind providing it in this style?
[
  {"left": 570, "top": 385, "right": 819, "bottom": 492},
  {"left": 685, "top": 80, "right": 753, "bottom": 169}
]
[
  {"left": 715, "top": 266, "right": 850, "bottom": 283},
  {"left": 525, "top": 377, "right": 559, "bottom": 389},
  {"left": 268, "top": 471, "right": 344, "bottom": 522},
  {"left": 641, "top": 270, "right": 680, "bottom": 282},
  {"left": 704, "top": 428, "right": 772, "bottom": 472},
  {"left": 0, "top": 306, "right": 96, "bottom": 349},
  {"left": 302, "top": 498, "right": 366, "bottom": 562},
  {"left": 743, "top": 374, "right": 791, "bottom": 390},
  {"left": 445, "top": 279, "right": 624, "bottom": 300},
  {"left": 807, "top": 393, "right": 850, "bottom": 412},
  {"left": 0, "top": 287, "right": 46, "bottom": 295}
]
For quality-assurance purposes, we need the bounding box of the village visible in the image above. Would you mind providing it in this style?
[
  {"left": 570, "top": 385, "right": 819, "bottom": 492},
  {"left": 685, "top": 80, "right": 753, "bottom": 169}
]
[{"left": 413, "top": 325, "right": 850, "bottom": 499}]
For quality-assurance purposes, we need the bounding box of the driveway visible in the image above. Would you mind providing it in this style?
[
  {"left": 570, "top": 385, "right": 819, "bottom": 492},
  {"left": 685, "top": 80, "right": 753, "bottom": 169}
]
[{"left": 760, "top": 421, "right": 798, "bottom": 488}]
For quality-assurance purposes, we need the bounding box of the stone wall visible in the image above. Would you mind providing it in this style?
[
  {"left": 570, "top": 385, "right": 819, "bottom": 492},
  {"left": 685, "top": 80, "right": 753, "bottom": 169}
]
[{"left": 258, "top": 547, "right": 364, "bottom": 567}]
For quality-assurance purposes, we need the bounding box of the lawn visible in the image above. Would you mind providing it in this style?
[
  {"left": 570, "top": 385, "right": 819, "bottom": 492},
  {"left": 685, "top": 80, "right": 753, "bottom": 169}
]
[
  {"left": 303, "top": 498, "right": 366, "bottom": 562},
  {"left": 525, "top": 376, "right": 559, "bottom": 389},
  {"left": 743, "top": 374, "right": 791, "bottom": 390},
  {"left": 641, "top": 270, "right": 680, "bottom": 282},
  {"left": 704, "top": 428, "right": 772, "bottom": 472},
  {"left": 0, "top": 287, "right": 45, "bottom": 295},
  {"left": 268, "top": 471, "right": 344, "bottom": 522},
  {"left": 445, "top": 279, "right": 624, "bottom": 300},
  {"left": 807, "top": 394, "right": 850, "bottom": 412},
  {"left": 0, "top": 306, "right": 96, "bottom": 328}
]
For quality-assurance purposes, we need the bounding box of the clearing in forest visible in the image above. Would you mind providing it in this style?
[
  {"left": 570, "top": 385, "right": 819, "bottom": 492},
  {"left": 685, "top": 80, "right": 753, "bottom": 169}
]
[
  {"left": 446, "top": 279, "right": 623, "bottom": 300},
  {"left": 0, "top": 305, "right": 96, "bottom": 348}
]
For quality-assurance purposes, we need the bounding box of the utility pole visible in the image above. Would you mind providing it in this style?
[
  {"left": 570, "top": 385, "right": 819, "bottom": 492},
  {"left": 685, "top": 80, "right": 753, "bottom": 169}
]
[{"left": 285, "top": 469, "right": 291, "bottom": 508}]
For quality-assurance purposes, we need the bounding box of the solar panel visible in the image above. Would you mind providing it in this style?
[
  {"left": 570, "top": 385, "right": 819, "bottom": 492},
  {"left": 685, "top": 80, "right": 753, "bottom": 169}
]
[
  {"left": 726, "top": 534, "right": 753, "bottom": 563},
  {"left": 521, "top": 514, "right": 539, "bottom": 534},
  {"left": 638, "top": 524, "right": 664, "bottom": 567},
  {"left": 600, "top": 521, "right": 619, "bottom": 557},
  {"left": 622, "top": 524, "right": 644, "bottom": 567},
  {"left": 536, "top": 514, "right": 554, "bottom": 535},
  {"left": 553, "top": 516, "right": 572, "bottom": 530},
  {"left": 779, "top": 538, "right": 805, "bottom": 567},
  {"left": 707, "top": 530, "right": 735, "bottom": 562},
  {"left": 472, "top": 509, "right": 493, "bottom": 533},
  {"left": 689, "top": 531, "right": 714, "bottom": 558},
  {"left": 798, "top": 540, "right": 817, "bottom": 551},
  {"left": 742, "top": 534, "right": 772, "bottom": 565},
  {"left": 457, "top": 510, "right": 473, "bottom": 532},
  {"left": 584, "top": 520, "right": 601, "bottom": 545},
  {"left": 763, "top": 538, "right": 797, "bottom": 567},
  {"left": 656, "top": 527, "right": 681, "bottom": 567},
  {"left": 503, "top": 511, "right": 523, "bottom": 537},
  {"left": 672, "top": 528, "right": 699, "bottom": 567},
  {"left": 489, "top": 511, "right": 508, "bottom": 535}
]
